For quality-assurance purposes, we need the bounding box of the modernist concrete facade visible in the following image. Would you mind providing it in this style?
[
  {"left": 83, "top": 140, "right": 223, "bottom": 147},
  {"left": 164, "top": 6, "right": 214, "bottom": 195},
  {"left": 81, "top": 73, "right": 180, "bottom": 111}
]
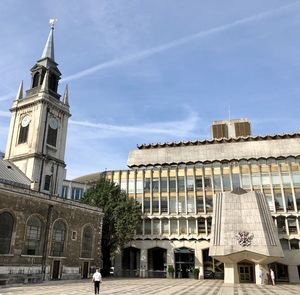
[{"left": 68, "top": 130, "right": 300, "bottom": 284}]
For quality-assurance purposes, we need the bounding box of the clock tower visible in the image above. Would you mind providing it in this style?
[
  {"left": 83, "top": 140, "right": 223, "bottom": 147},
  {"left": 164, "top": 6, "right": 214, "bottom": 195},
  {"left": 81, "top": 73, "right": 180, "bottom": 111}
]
[{"left": 4, "top": 20, "right": 71, "bottom": 195}]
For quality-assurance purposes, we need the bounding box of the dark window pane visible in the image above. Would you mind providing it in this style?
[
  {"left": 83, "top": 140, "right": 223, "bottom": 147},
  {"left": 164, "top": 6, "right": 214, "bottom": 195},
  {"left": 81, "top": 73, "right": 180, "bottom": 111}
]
[{"left": 0, "top": 212, "right": 14, "bottom": 254}]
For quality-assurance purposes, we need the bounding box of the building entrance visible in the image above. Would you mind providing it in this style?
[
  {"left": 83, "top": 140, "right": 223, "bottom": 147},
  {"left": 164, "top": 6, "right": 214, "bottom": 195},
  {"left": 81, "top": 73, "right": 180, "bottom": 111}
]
[
  {"left": 52, "top": 260, "right": 60, "bottom": 280},
  {"left": 82, "top": 261, "right": 89, "bottom": 279},
  {"left": 174, "top": 247, "right": 195, "bottom": 278},
  {"left": 122, "top": 247, "right": 140, "bottom": 277},
  {"left": 148, "top": 247, "right": 167, "bottom": 278},
  {"left": 238, "top": 261, "right": 254, "bottom": 283}
]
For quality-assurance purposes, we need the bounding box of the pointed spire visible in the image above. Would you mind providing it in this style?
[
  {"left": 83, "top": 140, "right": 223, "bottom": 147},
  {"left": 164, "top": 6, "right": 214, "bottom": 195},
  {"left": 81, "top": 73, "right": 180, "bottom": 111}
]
[
  {"left": 63, "top": 84, "right": 69, "bottom": 106},
  {"left": 16, "top": 81, "right": 23, "bottom": 100},
  {"left": 41, "top": 19, "right": 57, "bottom": 61},
  {"left": 41, "top": 71, "right": 49, "bottom": 91}
]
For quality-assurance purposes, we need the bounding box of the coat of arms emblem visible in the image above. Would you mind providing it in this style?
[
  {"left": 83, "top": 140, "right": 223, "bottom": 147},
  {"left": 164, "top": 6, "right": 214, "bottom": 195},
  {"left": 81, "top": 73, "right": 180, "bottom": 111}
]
[{"left": 235, "top": 231, "right": 254, "bottom": 247}]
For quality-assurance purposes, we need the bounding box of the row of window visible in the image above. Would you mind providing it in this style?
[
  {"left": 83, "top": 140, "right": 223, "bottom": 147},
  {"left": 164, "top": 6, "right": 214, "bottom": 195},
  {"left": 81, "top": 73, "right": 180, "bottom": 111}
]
[
  {"left": 61, "top": 186, "right": 84, "bottom": 200},
  {"left": 136, "top": 216, "right": 300, "bottom": 237},
  {"left": 0, "top": 212, "right": 93, "bottom": 258}
]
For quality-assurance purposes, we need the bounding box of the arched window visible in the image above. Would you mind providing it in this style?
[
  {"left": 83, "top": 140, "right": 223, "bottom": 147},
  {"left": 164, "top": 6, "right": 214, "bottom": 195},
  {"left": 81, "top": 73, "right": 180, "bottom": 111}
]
[
  {"left": 49, "top": 74, "right": 58, "bottom": 92},
  {"left": 51, "top": 221, "right": 66, "bottom": 257},
  {"left": 81, "top": 226, "right": 93, "bottom": 258},
  {"left": 24, "top": 216, "right": 44, "bottom": 255},
  {"left": 32, "top": 72, "right": 40, "bottom": 88},
  {"left": 0, "top": 212, "right": 14, "bottom": 254}
]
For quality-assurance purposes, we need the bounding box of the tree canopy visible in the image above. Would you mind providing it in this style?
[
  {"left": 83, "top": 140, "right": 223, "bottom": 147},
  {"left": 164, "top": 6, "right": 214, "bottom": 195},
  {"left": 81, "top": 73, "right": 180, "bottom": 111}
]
[{"left": 81, "top": 177, "right": 142, "bottom": 275}]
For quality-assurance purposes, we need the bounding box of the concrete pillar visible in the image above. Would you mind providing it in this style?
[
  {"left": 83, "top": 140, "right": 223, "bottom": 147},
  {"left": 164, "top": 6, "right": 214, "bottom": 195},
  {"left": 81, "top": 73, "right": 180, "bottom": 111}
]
[
  {"left": 224, "top": 263, "right": 239, "bottom": 284},
  {"left": 140, "top": 249, "right": 147, "bottom": 278},
  {"left": 288, "top": 265, "right": 300, "bottom": 283},
  {"left": 255, "top": 264, "right": 268, "bottom": 285},
  {"left": 195, "top": 248, "right": 204, "bottom": 279}
]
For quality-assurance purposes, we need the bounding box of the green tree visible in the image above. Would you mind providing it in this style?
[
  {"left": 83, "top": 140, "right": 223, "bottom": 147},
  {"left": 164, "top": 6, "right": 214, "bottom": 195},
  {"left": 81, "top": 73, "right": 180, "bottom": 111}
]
[{"left": 81, "top": 177, "right": 142, "bottom": 276}]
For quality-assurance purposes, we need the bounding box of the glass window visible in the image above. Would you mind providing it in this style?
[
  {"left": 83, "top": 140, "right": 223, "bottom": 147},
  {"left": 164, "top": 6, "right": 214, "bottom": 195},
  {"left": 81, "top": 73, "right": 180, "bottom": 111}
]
[
  {"left": 294, "top": 188, "right": 300, "bottom": 211},
  {"left": 144, "top": 219, "right": 151, "bottom": 235},
  {"left": 274, "top": 190, "right": 284, "bottom": 211},
  {"left": 144, "top": 196, "right": 150, "bottom": 213},
  {"left": 71, "top": 187, "right": 84, "bottom": 200},
  {"left": 281, "top": 173, "right": 291, "bottom": 187},
  {"left": 51, "top": 221, "right": 66, "bottom": 257},
  {"left": 277, "top": 217, "right": 286, "bottom": 234},
  {"left": 232, "top": 173, "right": 240, "bottom": 189},
  {"left": 61, "top": 186, "right": 68, "bottom": 198},
  {"left": 81, "top": 226, "right": 93, "bottom": 258},
  {"left": 205, "top": 193, "right": 213, "bottom": 212},
  {"left": 222, "top": 174, "right": 231, "bottom": 191},
  {"left": 292, "top": 172, "right": 300, "bottom": 186},
  {"left": 24, "top": 216, "right": 43, "bottom": 255},
  {"left": 207, "top": 217, "right": 212, "bottom": 234},
  {"left": 144, "top": 178, "right": 150, "bottom": 193},
  {"left": 204, "top": 177, "right": 212, "bottom": 189},
  {"left": 241, "top": 174, "right": 251, "bottom": 188},
  {"left": 251, "top": 174, "right": 261, "bottom": 187},
  {"left": 161, "top": 197, "right": 168, "bottom": 213},
  {"left": 153, "top": 219, "right": 160, "bottom": 235},
  {"left": 47, "top": 125, "right": 58, "bottom": 147},
  {"left": 284, "top": 189, "right": 294, "bottom": 211},
  {"left": 280, "top": 239, "right": 289, "bottom": 250},
  {"left": 152, "top": 197, "right": 159, "bottom": 213},
  {"left": 120, "top": 178, "right": 127, "bottom": 191},
  {"left": 169, "top": 196, "right": 176, "bottom": 213},
  {"left": 213, "top": 174, "right": 221, "bottom": 190},
  {"left": 198, "top": 217, "right": 206, "bottom": 234},
  {"left": 187, "top": 196, "right": 194, "bottom": 213},
  {"left": 128, "top": 179, "right": 135, "bottom": 194},
  {"left": 195, "top": 176, "right": 203, "bottom": 191},
  {"left": 161, "top": 177, "right": 168, "bottom": 192},
  {"left": 136, "top": 219, "right": 143, "bottom": 235},
  {"left": 188, "top": 219, "right": 196, "bottom": 235},
  {"left": 271, "top": 173, "right": 281, "bottom": 187},
  {"left": 264, "top": 190, "right": 274, "bottom": 212},
  {"left": 178, "top": 176, "right": 185, "bottom": 192},
  {"left": 162, "top": 219, "right": 169, "bottom": 235},
  {"left": 169, "top": 177, "right": 176, "bottom": 192},
  {"left": 196, "top": 194, "right": 204, "bottom": 212},
  {"left": 178, "top": 195, "right": 185, "bottom": 213},
  {"left": 179, "top": 218, "right": 186, "bottom": 235},
  {"left": 152, "top": 178, "right": 159, "bottom": 193},
  {"left": 136, "top": 179, "right": 143, "bottom": 193},
  {"left": 187, "top": 176, "right": 194, "bottom": 192},
  {"left": 0, "top": 212, "right": 14, "bottom": 254},
  {"left": 170, "top": 219, "right": 177, "bottom": 235},
  {"left": 287, "top": 217, "right": 297, "bottom": 234},
  {"left": 290, "top": 239, "right": 299, "bottom": 250},
  {"left": 44, "top": 175, "right": 51, "bottom": 191},
  {"left": 18, "top": 124, "right": 29, "bottom": 144},
  {"left": 261, "top": 174, "right": 271, "bottom": 186}
]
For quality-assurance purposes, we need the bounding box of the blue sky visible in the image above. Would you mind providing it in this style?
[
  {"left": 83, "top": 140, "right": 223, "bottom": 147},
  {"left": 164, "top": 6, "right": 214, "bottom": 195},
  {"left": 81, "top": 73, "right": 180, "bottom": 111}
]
[{"left": 1, "top": 0, "right": 300, "bottom": 179}]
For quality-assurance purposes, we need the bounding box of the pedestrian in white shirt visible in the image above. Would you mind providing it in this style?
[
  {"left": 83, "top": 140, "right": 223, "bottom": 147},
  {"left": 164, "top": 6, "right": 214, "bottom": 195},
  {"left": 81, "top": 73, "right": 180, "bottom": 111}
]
[
  {"left": 92, "top": 269, "right": 102, "bottom": 294},
  {"left": 270, "top": 268, "right": 275, "bottom": 286}
]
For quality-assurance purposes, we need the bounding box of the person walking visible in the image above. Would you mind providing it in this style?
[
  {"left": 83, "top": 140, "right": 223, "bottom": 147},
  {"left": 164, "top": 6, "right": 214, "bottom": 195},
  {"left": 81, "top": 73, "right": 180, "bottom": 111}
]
[
  {"left": 270, "top": 268, "right": 275, "bottom": 286},
  {"left": 92, "top": 268, "right": 102, "bottom": 294}
]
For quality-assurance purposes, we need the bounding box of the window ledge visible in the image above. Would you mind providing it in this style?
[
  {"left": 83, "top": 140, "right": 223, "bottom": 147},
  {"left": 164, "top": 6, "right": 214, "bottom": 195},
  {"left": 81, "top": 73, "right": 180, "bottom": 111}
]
[
  {"left": 79, "top": 257, "right": 94, "bottom": 260},
  {"left": 21, "top": 255, "right": 43, "bottom": 258},
  {"left": 46, "top": 144, "right": 57, "bottom": 151},
  {"left": 0, "top": 254, "right": 14, "bottom": 257},
  {"left": 48, "top": 256, "right": 67, "bottom": 259}
]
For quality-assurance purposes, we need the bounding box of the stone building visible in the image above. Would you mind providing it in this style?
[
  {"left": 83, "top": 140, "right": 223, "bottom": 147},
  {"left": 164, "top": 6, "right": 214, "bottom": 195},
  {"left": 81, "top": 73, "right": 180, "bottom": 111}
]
[
  {"left": 67, "top": 120, "right": 300, "bottom": 284},
  {"left": 0, "top": 22, "right": 103, "bottom": 284}
]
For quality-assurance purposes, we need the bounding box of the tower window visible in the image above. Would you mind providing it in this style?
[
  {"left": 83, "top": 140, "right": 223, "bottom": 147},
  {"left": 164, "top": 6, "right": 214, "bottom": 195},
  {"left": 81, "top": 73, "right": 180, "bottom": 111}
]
[
  {"left": 18, "top": 115, "right": 30, "bottom": 144},
  {"left": 44, "top": 175, "right": 51, "bottom": 191},
  {"left": 32, "top": 72, "right": 40, "bottom": 88},
  {"left": 18, "top": 125, "right": 29, "bottom": 144},
  {"left": 47, "top": 117, "right": 58, "bottom": 147}
]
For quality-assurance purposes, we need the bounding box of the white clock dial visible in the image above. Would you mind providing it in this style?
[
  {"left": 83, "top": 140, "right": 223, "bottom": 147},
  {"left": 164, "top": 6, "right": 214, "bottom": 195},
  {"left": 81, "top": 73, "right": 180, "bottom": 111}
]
[
  {"left": 21, "top": 115, "right": 30, "bottom": 127},
  {"left": 49, "top": 117, "right": 58, "bottom": 130}
]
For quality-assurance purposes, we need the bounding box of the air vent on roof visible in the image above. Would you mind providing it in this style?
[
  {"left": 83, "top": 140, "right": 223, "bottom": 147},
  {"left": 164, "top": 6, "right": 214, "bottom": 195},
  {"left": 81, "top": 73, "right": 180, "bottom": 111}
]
[{"left": 7, "top": 165, "right": 12, "bottom": 169}]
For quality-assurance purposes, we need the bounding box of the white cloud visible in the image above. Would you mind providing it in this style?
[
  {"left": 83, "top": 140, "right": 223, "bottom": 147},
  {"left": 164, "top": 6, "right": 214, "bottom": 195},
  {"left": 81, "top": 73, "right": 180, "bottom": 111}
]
[
  {"left": 69, "top": 109, "right": 199, "bottom": 138},
  {"left": 62, "top": 2, "right": 299, "bottom": 82}
]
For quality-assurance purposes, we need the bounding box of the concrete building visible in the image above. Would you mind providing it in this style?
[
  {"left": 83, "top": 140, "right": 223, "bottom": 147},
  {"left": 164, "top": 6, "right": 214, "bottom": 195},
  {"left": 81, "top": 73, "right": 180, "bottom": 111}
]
[
  {"left": 0, "top": 22, "right": 103, "bottom": 284},
  {"left": 69, "top": 125, "right": 300, "bottom": 284}
]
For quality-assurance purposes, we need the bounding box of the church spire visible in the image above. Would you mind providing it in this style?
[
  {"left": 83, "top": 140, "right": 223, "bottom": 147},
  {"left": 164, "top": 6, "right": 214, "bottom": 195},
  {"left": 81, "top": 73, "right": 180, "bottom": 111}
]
[
  {"left": 63, "top": 84, "right": 69, "bottom": 106},
  {"left": 16, "top": 81, "right": 23, "bottom": 100},
  {"left": 41, "top": 19, "right": 57, "bottom": 61}
]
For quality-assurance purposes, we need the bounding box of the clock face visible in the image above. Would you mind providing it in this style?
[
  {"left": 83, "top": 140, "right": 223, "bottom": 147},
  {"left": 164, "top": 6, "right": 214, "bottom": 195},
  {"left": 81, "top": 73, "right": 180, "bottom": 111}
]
[
  {"left": 21, "top": 115, "right": 30, "bottom": 127},
  {"left": 49, "top": 117, "right": 58, "bottom": 130}
]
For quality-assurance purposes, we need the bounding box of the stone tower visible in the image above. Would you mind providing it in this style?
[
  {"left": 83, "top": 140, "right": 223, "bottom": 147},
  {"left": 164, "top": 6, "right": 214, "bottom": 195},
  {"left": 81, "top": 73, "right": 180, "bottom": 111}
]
[{"left": 4, "top": 20, "right": 71, "bottom": 195}]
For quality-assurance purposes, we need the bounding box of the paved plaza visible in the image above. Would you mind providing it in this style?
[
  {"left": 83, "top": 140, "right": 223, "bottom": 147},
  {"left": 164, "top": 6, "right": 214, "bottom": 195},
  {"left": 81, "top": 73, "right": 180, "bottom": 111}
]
[{"left": 0, "top": 279, "right": 300, "bottom": 295}]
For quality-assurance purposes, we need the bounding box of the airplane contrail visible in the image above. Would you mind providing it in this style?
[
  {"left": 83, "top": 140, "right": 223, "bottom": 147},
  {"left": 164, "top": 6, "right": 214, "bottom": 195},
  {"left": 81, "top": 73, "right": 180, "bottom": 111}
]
[{"left": 62, "top": 2, "right": 300, "bottom": 82}]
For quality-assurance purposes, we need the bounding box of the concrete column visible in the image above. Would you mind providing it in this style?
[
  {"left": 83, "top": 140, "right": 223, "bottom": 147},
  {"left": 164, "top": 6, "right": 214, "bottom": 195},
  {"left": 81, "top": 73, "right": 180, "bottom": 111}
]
[
  {"left": 224, "top": 263, "right": 239, "bottom": 284},
  {"left": 255, "top": 263, "right": 268, "bottom": 285},
  {"left": 288, "top": 265, "right": 300, "bottom": 283},
  {"left": 195, "top": 247, "right": 204, "bottom": 279},
  {"left": 140, "top": 249, "right": 147, "bottom": 278}
]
